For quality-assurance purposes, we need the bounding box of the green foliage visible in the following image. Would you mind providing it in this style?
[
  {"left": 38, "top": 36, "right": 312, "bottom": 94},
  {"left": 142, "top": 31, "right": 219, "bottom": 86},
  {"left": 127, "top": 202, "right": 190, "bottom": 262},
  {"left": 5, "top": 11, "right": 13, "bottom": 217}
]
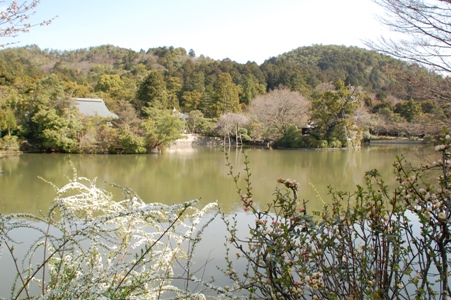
[
  {"left": 181, "top": 90, "right": 203, "bottom": 111},
  {"left": 0, "top": 44, "right": 447, "bottom": 151},
  {"left": 117, "top": 126, "right": 146, "bottom": 153},
  {"left": 136, "top": 71, "right": 168, "bottom": 111},
  {"left": 0, "top": 135, "right": 19, "bottom": 149},
  {"left": 186, "top": 110, "right": 206, "bottom": 134},
  {"left": 0, "top": 106, "right": 17, "bottom": 137},
  {"left": 95, "top": 74, "right": 124, "bottom": 97},
  {"left": 142, "top": 106, "right": 185, "bottom": 150},
  {"left": 311, "top": 81, "right": 360, "bottom": 146},
  {"left": 165, "top": 76, "right": 182, "bottom": 109},
  {"left": 276, "top": 125, "right": 304, "bottom": 148},
  {"left": 394, "top": 99, "right": 422, "bottom": 122},
  {"left": 372, "top": 100, "right": 393, "bottom": 113},
  {"left": 262, "top": 45, "right": 404, "bottom": 97},
  {"left": 18, "top": 75, "right": 84, "bottom": 152},
  {"left": 210, "top": 73, "right": 241, "bottom": 118},
  {"left": 240, "top": 73, "right": 263, "bottom": 105}
]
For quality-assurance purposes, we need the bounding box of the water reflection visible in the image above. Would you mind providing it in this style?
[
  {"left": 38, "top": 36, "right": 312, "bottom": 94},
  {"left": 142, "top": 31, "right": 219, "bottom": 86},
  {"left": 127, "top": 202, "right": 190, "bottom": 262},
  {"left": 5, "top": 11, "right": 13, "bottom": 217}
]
[
  {"left": 0, "top": 145, "right": 434, "bottom": 297},
  {"left": 0, "top": 145, "right": 430, "bottom": 214}
]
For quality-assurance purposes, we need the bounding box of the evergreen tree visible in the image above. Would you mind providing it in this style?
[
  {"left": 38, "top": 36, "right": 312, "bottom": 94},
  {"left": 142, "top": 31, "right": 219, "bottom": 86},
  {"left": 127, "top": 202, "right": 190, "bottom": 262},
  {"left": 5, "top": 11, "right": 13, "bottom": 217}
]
[
  {"left": 311, "top": 80, "right": 360, "bottom": 146},
  {"left": 210, "top": 73, "right": 240, "bottom": 118},
  {"left": 136, "top": 71, "right": 168, "bottom": 112}
]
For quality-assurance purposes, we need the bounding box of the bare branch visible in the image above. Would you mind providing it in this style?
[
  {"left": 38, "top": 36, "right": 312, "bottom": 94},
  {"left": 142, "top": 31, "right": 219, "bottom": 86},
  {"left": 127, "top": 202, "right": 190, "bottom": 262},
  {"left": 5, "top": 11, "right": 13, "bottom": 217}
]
[
  {"left": 248, "top": 86, "right": 311, "bottom": 138},
  {"left": 0, "top": 0, "right": 56, "bottom": 47},
  {"left": 368, "top": 0, "right": 451, "bottom": 74}
]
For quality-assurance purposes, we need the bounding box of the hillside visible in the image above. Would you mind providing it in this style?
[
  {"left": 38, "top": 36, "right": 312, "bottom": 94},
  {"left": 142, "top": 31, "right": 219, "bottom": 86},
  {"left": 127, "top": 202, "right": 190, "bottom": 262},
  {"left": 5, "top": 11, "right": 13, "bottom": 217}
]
[
  {"left": 0, "top": 44, "right": 448, "bottom": 152},
  {"left": 0, "top": 44, "right": 441, "bottom": 100}
]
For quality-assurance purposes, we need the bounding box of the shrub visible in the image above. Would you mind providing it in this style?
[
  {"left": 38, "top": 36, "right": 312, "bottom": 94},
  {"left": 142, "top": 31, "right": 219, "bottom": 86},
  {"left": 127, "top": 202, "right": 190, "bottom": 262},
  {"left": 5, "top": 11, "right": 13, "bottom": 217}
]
[
  {"left": 0, "top": 135, "right": 19, "bottom": 149},
  {"left": 316, "top": 139, "right": 329, "bottom": 148},
  {"left": 328, "top": 138, "right": 342, "bottom": 148},
  {"left": 223, "top": 129, "right": 451, "bottom": 299},
  {"left": 276, "top": 125, "right": 303, "bottom": 148},
  {"left": 0, "top": 167, "right": 220, "bottom": 299}
]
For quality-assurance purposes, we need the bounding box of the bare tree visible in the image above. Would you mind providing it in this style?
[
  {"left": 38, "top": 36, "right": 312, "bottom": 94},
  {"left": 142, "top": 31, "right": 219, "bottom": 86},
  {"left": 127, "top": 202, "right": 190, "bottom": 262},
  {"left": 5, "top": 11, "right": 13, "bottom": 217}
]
[
  {"left": 367, "top": 0, "right": 451, "bottom": 119},
  {"left": 248, "top": 86, "right": 311, "bottom": 139},
  {"left": 215, "top": 113, "right": 249, "bottom": 146},
  {"left": 112, "top": 100, "right": 141, "bottom": 131},
  {"left": 368, "top": 0, "right": 451, "bottom": 74},
  {"left": 0, "top": 0, "right": 56, "bottom": 47}
]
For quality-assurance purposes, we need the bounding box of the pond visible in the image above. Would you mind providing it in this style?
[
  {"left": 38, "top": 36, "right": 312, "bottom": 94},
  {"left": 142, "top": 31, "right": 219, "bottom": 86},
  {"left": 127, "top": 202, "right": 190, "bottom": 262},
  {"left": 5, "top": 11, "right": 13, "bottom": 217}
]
[
  {"left": 0, "top": 144, "right": 434, "bottom": 297},
  {"left": 0, "top": 144, "right": 430, "bottom": 214}
]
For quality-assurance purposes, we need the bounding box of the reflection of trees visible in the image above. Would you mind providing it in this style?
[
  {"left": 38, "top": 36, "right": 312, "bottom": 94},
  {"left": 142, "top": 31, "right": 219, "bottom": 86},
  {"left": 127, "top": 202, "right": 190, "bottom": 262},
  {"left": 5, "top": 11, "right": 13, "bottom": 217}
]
[
  {"left": 0, "top": 155, "right": 65, "bottom": 213},
  {"left": 241, "top": 147, "right": 424, "bottom": 212},
  {"left": 1, "top": 147, "right": 426, "bottom": 214}
]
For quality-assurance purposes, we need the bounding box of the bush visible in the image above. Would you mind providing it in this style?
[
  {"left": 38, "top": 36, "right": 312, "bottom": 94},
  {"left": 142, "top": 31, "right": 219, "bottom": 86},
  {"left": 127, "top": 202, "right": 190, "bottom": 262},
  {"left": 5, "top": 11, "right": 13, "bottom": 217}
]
[
  {"left": 0, "top": 135, "right": 19, "bottom": 149},
  {"left": 223, "top": 130, "right": 451, "bottom": 299},
  {"left": 276, "top": 125, "right": 303, "bottom": 148},
  {"left": 0, "top": 167, "right": 220, "bottom": 299},
  {"left": 316, "top": 139, "right": 329, "bottom": 148},
  {"left": 328, "top": 138, "right": 342, "bottom": 148}
]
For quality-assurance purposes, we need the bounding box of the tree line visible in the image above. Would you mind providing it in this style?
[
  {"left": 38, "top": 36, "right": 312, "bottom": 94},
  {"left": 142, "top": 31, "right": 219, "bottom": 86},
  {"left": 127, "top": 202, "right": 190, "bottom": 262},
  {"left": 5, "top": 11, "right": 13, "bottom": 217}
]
[{"left": 0, "top": 44, "right": 448, "bottom": 153}]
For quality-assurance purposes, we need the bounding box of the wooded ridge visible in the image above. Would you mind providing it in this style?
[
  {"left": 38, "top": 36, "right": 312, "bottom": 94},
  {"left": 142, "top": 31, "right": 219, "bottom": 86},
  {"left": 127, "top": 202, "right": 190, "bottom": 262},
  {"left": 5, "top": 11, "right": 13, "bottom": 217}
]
[{"left": 0, "top": 44, "right": 448, "bottom": 152}]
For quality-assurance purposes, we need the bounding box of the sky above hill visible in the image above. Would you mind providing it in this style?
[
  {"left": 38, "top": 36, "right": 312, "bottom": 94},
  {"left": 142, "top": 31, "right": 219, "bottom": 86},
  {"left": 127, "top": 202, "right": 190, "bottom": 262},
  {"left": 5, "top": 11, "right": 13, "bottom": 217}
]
[{"left": 4, "top": 0, "right": 391, "bottom": 64}]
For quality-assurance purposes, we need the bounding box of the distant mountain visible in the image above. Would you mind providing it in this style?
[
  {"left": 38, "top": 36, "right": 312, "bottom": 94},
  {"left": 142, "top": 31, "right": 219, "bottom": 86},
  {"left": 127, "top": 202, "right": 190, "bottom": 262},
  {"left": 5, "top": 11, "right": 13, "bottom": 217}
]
[
  {"left": 0, "top": 43, "right": 445, "bottom": 114},
  {"left": 261, "top": 44, "right": 438, "bottom": 101}
]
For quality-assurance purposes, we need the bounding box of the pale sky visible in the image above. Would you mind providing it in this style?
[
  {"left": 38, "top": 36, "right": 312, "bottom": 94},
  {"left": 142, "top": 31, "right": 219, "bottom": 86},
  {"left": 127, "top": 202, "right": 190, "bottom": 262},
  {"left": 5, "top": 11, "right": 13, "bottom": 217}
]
[{"left": 5, "top": 0, "right": 389, "bottom": 64}]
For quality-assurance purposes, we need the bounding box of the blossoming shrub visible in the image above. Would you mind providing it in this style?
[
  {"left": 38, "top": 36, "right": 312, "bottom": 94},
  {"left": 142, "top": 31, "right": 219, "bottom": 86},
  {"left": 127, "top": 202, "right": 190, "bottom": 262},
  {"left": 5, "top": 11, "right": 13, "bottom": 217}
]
[
  {"left": 223, "top": 131, "right": 451, "bottom": 299},
  {"left": 0, "top": 167, "right": 218, "bottom": 299}
]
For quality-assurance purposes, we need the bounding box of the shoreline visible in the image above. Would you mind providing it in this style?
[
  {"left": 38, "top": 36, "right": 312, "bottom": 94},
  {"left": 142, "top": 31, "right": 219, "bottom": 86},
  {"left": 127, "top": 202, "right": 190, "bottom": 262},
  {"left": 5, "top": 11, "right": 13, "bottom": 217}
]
[
  {"left": 0, "top": 137, "right": 426, "bottom": 156},
  {"left": 368, "top": 139, "right": 424, "bottom": 145},
  {"left": 0, "top": 148, "right": 22, "bottom": 158}
]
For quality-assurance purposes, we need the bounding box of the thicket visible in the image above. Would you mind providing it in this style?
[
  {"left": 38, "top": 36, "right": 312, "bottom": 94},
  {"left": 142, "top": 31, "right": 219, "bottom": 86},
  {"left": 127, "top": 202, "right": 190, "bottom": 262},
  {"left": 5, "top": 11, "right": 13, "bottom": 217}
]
[{"left": 1, "top": 132, "right": 451, "bottom": 299}]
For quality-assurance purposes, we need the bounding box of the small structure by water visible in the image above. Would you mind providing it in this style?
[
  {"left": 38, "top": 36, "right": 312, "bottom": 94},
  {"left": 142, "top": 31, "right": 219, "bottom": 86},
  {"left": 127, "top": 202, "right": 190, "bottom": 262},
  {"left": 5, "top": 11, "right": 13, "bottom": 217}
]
[{"left": 73, "top": 98, "right": 118, "bottom": 119}]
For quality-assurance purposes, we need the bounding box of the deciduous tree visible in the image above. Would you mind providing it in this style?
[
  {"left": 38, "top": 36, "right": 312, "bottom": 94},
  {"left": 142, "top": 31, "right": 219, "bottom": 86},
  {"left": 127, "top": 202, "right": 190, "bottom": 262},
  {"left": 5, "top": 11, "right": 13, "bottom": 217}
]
[
  {"left": 248, "top": 86, "right": 311, "bottom": 139},
  {"left": 20, "top": 74, "right": 80, "bottom": 150},
  {"left": 141, "top": 106, "right": 185, "bottom": 151},
  {"left": 369, "top": 0, "right": 451, "bottom": 74},
  {"left": 0, "top": 106, "right": 16, "bottom": 137},
  {"left": 187, "top": 109, "right": 205, "bottom": 134},
  {"left": 215, "top": 112, "right": 249, "bottom": 145},
  {"left": 95, "top": 74, "right": 124, "bottom": 98},
  {"left": 394, "top": 99, "right": 422, "bottom": 122}
]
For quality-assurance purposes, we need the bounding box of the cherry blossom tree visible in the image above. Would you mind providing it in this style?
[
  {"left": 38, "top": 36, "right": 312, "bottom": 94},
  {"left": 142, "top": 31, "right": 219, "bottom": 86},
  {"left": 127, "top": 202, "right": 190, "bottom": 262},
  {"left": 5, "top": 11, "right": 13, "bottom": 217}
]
[{"left": 0, "top": 0, "right": 55, "bottom": 47}]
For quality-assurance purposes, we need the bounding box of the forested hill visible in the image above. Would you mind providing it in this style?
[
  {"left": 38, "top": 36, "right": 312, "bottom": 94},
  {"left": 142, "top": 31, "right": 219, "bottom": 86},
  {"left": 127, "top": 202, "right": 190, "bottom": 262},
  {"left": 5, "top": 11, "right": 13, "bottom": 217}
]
[
  {"left": 262, "top": 45, "right": 429, "bottom": 99},
  {"left": 0, "top": 43, "right": 448, "bottom": 153},
  {"left": 0, "top": 43, "right": 433, "bottom": 101}
]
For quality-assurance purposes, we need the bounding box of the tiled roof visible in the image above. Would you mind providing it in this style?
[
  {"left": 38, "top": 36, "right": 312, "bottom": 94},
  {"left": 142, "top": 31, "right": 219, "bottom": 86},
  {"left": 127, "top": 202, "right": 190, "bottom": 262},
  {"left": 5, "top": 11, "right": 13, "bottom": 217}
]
[{"left": 73, "top": 98, "right": 118, "bottom": 118}]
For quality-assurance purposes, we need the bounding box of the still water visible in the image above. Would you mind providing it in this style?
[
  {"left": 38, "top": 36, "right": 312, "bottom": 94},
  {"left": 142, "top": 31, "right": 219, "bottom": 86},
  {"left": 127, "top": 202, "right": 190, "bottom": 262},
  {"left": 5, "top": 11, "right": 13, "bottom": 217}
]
[
  {"left": 0, "top": 144, "right": 432, "bottom": 297},
  {"left": 0, "top": 144, "right": 431, "bottom": 214}
]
